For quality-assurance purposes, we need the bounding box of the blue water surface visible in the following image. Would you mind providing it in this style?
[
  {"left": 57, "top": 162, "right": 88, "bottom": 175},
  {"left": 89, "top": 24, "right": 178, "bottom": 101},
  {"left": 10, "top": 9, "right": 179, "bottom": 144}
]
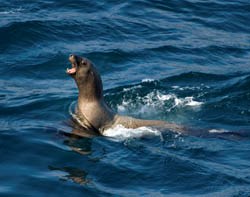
[{"left": 1, "top": 0, "right": 250, "bottom": 196}]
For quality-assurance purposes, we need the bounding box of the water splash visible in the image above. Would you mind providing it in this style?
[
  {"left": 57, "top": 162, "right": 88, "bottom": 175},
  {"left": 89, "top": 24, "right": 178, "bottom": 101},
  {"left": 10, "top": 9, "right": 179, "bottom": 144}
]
[
  {"left": 209, "top": 129, "right": 229, "bottom": 134},
  {"left": 117, "top": 90, "right": 203, "bottom": 115},
  {"left": 103, "top": 124, "right": 163, "bottom": 141},
  {"left": 142, "top": 78, "right": 155, "bottom": 82}
]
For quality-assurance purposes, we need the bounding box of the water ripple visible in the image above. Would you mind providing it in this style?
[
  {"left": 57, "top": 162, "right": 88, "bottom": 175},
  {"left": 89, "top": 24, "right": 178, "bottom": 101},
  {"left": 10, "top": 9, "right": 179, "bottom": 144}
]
[{"left": 1, "top": 0, "right": 250, "bottom": 196}]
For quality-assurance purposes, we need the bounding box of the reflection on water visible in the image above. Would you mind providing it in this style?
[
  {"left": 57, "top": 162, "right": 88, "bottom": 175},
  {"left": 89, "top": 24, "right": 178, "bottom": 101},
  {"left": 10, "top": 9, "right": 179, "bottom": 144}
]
[
  {"left": 49, "top": 121, "right": 94, "bottom": 186},
  {"left": 60, "top": 119, "right": 97, "bottom": 155},
  {"left": 49, "top": 166, "right": 90, "bottom": 185}
]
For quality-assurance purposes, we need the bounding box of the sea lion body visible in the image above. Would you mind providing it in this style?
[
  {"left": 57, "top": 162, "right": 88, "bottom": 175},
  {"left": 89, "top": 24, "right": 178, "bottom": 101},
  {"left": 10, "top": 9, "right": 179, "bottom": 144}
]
[{"left": 67, "top": 54, "right": 185, "bottom": 135}]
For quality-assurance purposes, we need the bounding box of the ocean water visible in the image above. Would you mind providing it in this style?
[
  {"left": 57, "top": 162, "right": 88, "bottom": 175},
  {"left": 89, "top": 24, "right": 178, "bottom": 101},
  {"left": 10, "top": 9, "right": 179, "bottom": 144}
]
[{"left": 1, "top": 0, "right": 250, "bottom": 196}]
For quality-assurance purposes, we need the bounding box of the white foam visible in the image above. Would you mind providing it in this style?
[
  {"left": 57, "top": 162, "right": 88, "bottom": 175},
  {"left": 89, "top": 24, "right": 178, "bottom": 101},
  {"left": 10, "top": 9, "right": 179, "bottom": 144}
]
[
  {"left": 103, "top": 125, "right": 163, "bottom": 141},
  {"left": 142, "top": 78, "right": 154, "bottom": 82},
  {"left": 149, "top": 91, "right": 203, "bottom": 107},
  {"left": 117, "top": 100, "right": 130, "bottom": 113},
  {"left": 182, "top": 97, "right": 203, "bottom": 106},
  {"left": 123, "top": 85, "right": 142, "bottom": 92},
  {"left": 171, "top": 85, "right": 210, "bottom": 91},
  {"left": 117, "top": 90, "right": 203, "bottom": 115},
  {"left": 209, "top": 129, "right": 228, "bottom": 133},
  {"left": 156, "top": 93, "right": 173, "bottom": 101},
  {"left": 172, "top": 86, "right": 180, "bottom": 89}
]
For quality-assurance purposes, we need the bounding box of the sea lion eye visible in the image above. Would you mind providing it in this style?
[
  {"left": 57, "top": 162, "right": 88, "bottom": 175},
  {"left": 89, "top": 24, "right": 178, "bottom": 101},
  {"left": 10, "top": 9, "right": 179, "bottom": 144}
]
[{"left": 81, "top": 59, "right": 87, "bottom": 65}]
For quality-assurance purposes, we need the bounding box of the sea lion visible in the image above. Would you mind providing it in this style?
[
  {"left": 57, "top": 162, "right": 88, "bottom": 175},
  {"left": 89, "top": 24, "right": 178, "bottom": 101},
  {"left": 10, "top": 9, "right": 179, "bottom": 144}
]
[{"left": 66, "top": 54, "right": 186, "bottom": 136}]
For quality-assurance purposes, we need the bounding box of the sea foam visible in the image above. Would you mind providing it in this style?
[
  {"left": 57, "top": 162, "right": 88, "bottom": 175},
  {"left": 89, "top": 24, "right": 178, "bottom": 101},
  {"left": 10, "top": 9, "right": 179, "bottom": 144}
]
[{"left": 103, "top": 125, "right": 163, "bottom": 141}]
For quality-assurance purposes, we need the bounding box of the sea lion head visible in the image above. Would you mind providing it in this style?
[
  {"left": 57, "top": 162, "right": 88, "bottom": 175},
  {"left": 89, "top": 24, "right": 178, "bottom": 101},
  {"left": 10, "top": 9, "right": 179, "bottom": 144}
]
[{"left": 67, "top": 54, "right": 103, "bottom": 100}]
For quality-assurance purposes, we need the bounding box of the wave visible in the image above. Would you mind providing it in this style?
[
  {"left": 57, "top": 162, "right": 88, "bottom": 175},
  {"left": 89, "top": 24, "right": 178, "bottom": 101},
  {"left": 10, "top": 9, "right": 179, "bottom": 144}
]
[
  {"left": 104, "top": 72, "right": 250, "bottom": 129},
  {"left": 0, "top": 8, "right": 24, "bottom": 15},
  {"left": 116, "top": 90, "right": 203, "bottom": 115},
  {"left": 1, "top": 1, "right": 250, "bottom": 196}
]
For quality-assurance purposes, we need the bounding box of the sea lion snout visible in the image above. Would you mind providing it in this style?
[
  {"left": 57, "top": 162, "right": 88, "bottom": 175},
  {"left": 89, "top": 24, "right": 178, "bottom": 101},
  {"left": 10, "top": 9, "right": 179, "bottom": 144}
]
[
  {"left": 69, "top": 54, "right": 77, "bottom": 64},
  {"left": 69, "top": 54, "right": 74, "bottom": 61},
  {"left": 67, "top": 54, "right": 79, "bottom": 75},
  {"left": 67, "top": 54, "right": 94, "bottom": 79}
]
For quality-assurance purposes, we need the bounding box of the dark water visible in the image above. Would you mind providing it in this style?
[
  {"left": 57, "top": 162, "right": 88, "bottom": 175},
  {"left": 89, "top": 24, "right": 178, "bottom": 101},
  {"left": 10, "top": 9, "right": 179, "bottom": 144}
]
[{"left": 1, "top": 0, "right": 250, "bottom": 196}]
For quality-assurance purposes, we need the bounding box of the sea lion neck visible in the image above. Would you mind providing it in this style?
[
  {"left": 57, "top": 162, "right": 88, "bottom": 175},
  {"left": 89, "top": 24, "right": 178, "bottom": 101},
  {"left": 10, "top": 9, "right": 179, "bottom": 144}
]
[
  {"left": 75, "top": 72, "right": 103, "bottom": 102},
  {"left": 67, "top": 54, "right": 103, "bottom": 101}
]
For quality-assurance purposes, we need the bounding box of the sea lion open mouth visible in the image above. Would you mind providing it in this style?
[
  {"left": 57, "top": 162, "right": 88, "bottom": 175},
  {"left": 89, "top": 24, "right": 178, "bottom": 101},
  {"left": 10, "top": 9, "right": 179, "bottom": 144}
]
[{"left": 67, "top": 54, "right": 78, "bottom": 75}]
